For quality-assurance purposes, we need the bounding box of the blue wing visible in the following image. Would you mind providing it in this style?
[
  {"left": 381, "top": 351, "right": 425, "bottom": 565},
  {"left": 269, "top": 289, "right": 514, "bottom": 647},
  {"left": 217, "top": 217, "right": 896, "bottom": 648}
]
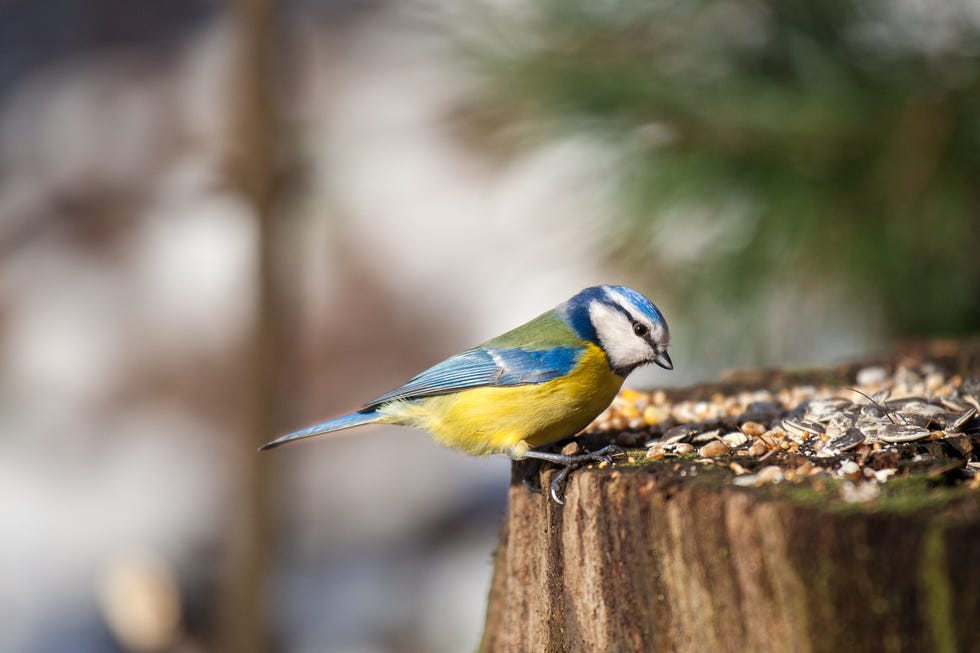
[{"left": 362, "top": 346, "right": 583, "bottom": 409}]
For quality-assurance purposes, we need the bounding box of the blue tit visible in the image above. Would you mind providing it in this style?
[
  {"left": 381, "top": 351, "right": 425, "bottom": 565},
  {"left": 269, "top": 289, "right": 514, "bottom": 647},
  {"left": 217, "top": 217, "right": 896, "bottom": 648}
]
[{"left": 261, "top": 285, "right": 672, "bottom": 502}]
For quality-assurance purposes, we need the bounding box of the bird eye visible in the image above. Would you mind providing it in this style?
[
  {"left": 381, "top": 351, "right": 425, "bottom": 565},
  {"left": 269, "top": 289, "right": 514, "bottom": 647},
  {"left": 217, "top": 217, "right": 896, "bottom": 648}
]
[{"left": 633, "top": 323, "right": 649, "bottom": 337}]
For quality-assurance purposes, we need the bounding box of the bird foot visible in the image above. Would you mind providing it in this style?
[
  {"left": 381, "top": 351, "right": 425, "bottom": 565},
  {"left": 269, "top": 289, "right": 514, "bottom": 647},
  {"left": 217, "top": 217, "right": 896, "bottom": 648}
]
[{"left": 522, "top": 445, "right": 626, "bottom": 505}]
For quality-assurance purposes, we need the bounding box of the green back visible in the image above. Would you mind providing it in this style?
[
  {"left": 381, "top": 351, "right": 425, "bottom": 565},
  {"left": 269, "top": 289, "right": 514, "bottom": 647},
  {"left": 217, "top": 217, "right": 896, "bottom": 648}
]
[{"left": 482, "top": 307, "right": 580, "bottom": 350}]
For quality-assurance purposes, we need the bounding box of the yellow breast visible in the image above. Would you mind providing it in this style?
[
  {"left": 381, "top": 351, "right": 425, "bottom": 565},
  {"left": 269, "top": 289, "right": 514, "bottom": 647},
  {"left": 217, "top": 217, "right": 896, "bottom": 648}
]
[{"left": 378, "top": 344, "right": 625, "bottom": 456}]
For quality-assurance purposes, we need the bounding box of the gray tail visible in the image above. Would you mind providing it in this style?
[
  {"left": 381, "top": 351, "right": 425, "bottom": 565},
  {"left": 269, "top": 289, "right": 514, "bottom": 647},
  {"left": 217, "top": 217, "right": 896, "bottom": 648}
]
[{"left": 259, "top": 410, "right": 381, "bottom": 451}]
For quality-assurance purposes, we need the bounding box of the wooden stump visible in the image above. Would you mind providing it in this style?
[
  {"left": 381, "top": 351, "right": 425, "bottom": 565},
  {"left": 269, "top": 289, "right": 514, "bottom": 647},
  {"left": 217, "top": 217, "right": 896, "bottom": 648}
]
[
  {"left": 481, "top": 464, "right": 980, "bottom": 653},
  {"left": 480, "top": 345, "right": 980, "bottom": 653}
]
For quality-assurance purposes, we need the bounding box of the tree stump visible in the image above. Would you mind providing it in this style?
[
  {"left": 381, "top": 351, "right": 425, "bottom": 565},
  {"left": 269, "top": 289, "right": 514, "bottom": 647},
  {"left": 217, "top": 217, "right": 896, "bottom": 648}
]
[{"left": 480, "top": 344, "right": 980, "bottom": 653}]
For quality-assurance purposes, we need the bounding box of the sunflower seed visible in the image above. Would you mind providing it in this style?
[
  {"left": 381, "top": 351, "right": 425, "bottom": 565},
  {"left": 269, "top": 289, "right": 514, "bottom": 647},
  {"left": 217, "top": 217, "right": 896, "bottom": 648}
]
[
  {"left": 692, "top": 429, "right": 722, "bottom": 443},
  {"left": 658, "top": 424, "right": 699, "bottom": 445},
  {"left": 831, "top": 427, "right": 866, "bottom": 452},
  {"left": 900, "top": 402, "right": 945, "bottom": 417},
  {"left": 879, "top": 424, "right": 931, "bottom": 443},
  {"left": 885, "top": 396, "right": 929, "bottom": 410},
  {"left": 825, "top": 412, "right": 856, "bottom": 439},
  {"left": 861, "top": 404, "right": 887, "bottom": 419},
  {"left": 894, "top": 411, "right": 932, "bottom": 428},
  {"left": 872, "top": 389, "right": 891, "bottom": 404},
  {"left": 782, "top": 418, "right": 826, "bottom": 438},
  {"left": 857, "top": 419, "right": 884, "bottom": 441},
  {"left": 946, "top": 407, "right": 977, "bottom": 434},
  {"left": 806, "top": 398, "right": 853, "bottom": 422},
  {"left": 941, "top": 397, "right": 970, "bottom": 411}
]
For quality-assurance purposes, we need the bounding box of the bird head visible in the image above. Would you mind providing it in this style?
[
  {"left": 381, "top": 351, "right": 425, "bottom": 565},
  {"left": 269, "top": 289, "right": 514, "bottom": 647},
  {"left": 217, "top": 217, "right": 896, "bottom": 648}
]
[{"left": 565, "top": 285, "right": 672, "bottom": 376}]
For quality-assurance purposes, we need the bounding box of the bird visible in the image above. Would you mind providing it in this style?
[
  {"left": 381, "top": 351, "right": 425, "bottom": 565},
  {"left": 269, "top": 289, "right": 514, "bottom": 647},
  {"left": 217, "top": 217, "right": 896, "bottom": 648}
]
[{"left": 261, "top": 285, "right": 672, "bottom": 503}]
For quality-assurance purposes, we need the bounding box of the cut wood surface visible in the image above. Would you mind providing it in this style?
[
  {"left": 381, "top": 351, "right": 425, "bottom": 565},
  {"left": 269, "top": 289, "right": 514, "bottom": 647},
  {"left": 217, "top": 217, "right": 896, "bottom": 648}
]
[{"left": 480, "top": 342, "right": 980, "bottom": 653}]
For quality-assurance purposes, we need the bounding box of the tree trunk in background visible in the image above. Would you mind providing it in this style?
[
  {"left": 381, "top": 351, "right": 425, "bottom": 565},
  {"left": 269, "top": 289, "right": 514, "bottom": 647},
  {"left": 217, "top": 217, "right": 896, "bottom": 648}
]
[
  {"left": 218, "top": 0, "right": 284, "bottom": 652},
  {"left": 480, "top": 463, "right": 980, "bottom": 653}
]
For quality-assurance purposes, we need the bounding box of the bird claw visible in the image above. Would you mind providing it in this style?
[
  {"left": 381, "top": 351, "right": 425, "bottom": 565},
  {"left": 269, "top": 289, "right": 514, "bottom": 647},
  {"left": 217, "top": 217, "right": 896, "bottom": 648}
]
[
  {"left": 549, "top": 465, "right": 574, "bottom": 504},
  {"left": 522, "top": 459, "right": 543, "bottom": 494},
  {"left": 524, "top": 444, "right": 627, "bottom": 505}
]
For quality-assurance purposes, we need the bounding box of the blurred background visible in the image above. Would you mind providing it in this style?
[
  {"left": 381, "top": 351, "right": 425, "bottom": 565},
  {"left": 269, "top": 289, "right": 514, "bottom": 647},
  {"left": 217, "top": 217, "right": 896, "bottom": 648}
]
[{"left": 1, "top": 0, "right": 978, "bottom": 652}]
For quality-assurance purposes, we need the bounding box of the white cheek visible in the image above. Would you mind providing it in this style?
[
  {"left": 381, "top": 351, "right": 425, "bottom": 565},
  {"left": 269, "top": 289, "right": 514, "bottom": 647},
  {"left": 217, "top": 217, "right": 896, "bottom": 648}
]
[{"left": 589, "top": 303, "right": 650, "bottom": 370}]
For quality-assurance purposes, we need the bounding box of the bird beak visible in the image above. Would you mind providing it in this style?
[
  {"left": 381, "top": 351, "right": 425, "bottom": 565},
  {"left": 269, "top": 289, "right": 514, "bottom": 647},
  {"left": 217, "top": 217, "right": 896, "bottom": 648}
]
[{"left": 653, "top": 348, "right": 673, "bottom": 370}]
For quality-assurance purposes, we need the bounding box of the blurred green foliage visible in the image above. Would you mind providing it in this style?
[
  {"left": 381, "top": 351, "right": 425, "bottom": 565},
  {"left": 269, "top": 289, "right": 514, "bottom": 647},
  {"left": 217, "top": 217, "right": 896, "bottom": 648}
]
[{"left": 471, "top": 0, "right": 980, "bottom": 337}]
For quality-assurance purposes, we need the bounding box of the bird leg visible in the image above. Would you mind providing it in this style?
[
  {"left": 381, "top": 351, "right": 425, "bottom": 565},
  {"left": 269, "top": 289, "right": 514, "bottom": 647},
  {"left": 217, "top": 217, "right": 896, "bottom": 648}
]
[{"left": 521, "top": 445, "right": 625, "bottom": 505}]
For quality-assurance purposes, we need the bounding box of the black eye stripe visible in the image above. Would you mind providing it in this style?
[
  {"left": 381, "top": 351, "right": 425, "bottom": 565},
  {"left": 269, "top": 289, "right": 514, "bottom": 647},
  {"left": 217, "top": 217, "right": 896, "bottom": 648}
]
[{"left": 596, "top": 299, "right": 653, "bottom": 339}]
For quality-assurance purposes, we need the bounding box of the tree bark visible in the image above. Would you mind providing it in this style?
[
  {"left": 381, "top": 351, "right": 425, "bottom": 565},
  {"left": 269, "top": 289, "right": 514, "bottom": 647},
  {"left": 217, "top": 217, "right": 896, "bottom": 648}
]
[
  {"left": 481, "top": 432, "right": 980, "bottom": 653},
  {"left": 217, "top": 1, "right": 285, "bottom": 652}
]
